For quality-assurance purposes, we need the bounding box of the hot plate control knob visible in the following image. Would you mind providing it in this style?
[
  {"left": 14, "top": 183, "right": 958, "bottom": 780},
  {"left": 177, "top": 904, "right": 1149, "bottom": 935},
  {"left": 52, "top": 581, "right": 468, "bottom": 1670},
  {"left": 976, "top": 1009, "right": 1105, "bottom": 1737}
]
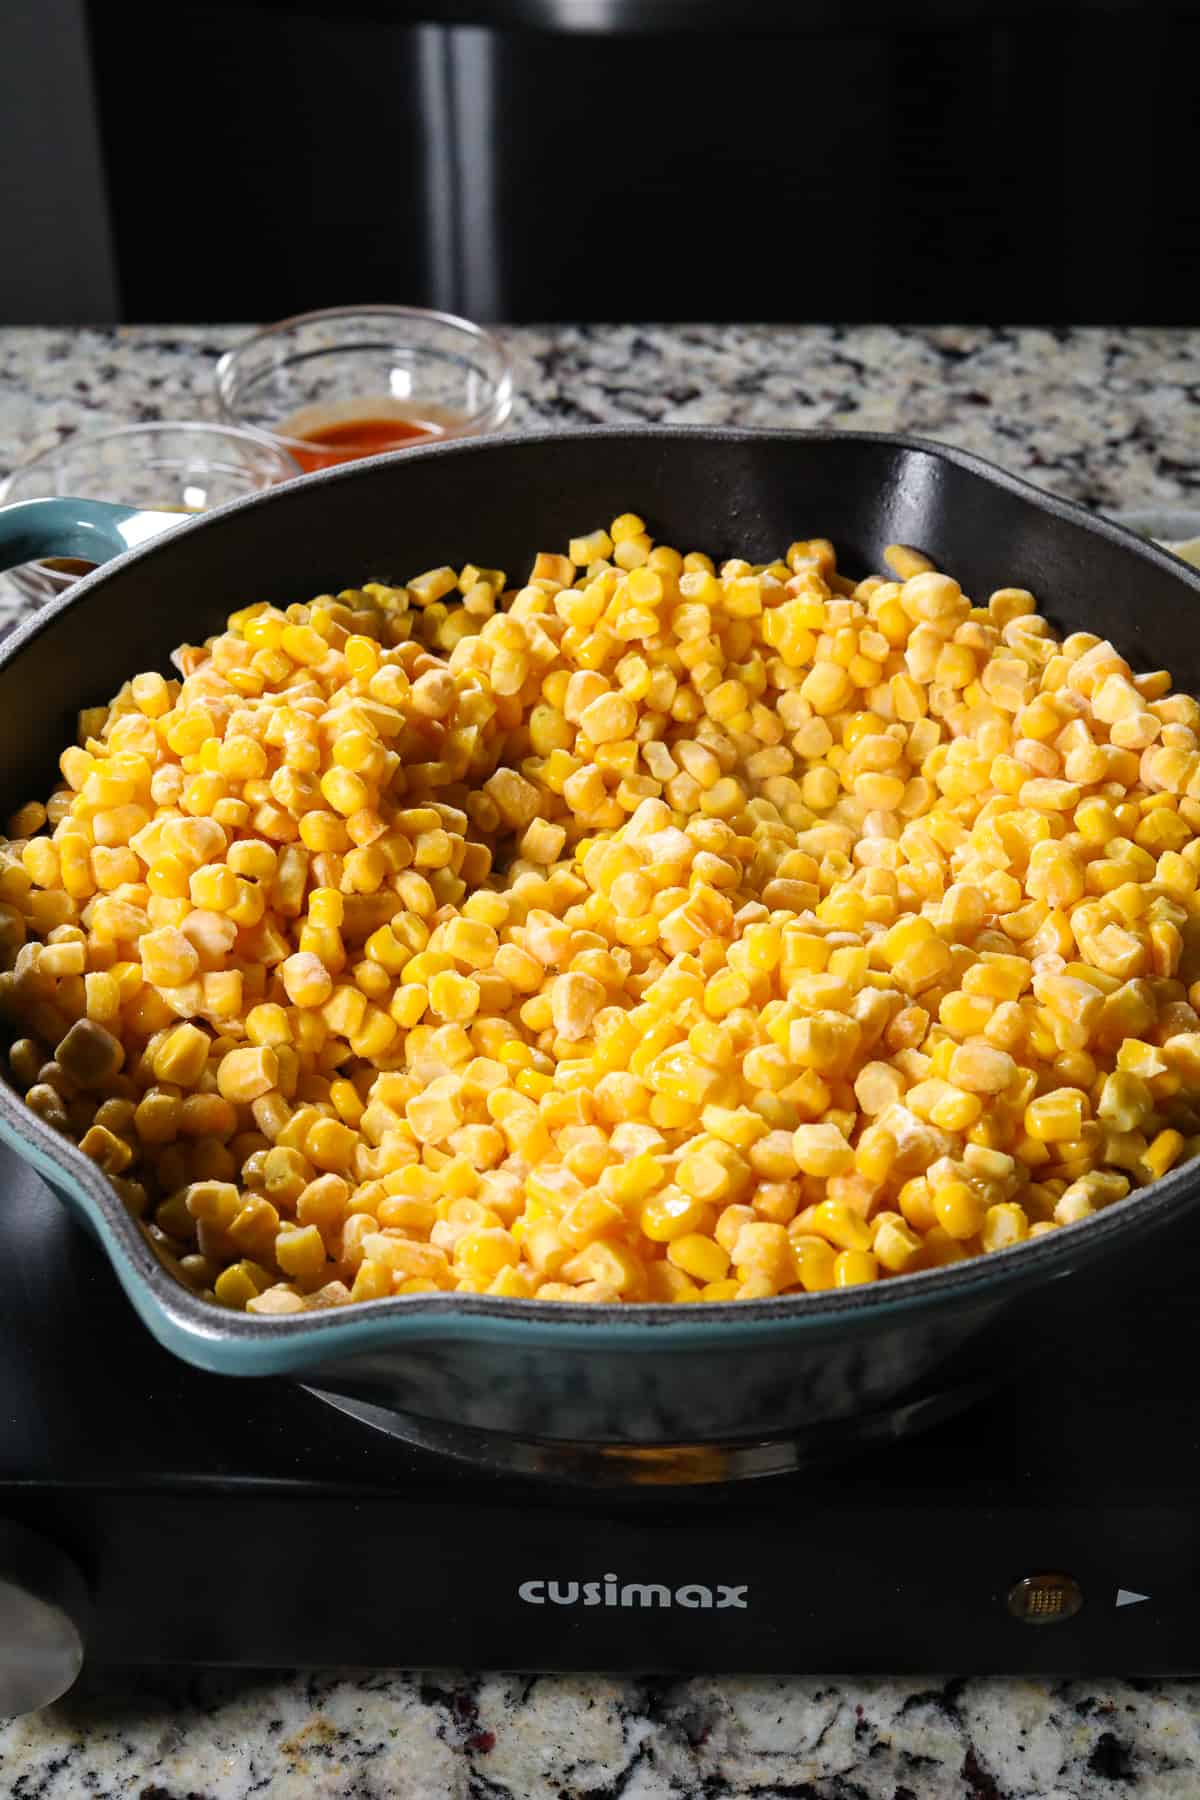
[{"left": 0, "top": 1519, "right": 87, "bottom": 1714}]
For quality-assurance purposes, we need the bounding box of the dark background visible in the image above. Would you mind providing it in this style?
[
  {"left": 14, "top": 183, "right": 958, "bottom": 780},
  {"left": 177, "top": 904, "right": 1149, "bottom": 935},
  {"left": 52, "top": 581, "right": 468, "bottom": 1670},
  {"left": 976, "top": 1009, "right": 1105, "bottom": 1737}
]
[{"left": 4, "top": 0, "right": 1200, "bottom": 324}]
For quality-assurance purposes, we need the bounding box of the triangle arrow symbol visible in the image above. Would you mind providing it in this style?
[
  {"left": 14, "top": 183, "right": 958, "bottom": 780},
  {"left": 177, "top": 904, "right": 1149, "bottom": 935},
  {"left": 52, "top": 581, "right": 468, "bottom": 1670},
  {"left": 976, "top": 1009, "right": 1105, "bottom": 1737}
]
[{"left": 1116, "top": 1589, "right": 1150, "bottom": 1608}]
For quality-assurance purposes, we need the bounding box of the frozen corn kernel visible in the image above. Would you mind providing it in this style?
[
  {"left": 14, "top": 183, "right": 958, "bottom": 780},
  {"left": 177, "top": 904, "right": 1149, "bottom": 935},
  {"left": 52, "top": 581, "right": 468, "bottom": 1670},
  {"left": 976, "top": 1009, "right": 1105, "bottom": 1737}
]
[
  {"left": 981, "top": 1203, "right": 1029, "bottom": 1253},
  {"left": 3, "top": 517, "right": 1199, "bottom": 1314},
  {"left": 1025, "top": 1089, "right": 1087, "bottom": 1143},
  {"left": 217, "top": 1046, "right": 279, "bottom": 1104},
  {"left": 792, "top": 1123, "right": 853, "bottom": 1178},
  {"left": 151, "top": 1023, "right": 210, "bottom": 1087},
  {"left": 79, "top": 1123, "right": 134, "bottom": 1174},
  {"left": 281, "top": 951, "right": 334, "bottom": 1009},
  {"left": 810, "top": 1198, "right": 872, "bottom": 1253},
  {"left": 948, "top": 1040, "right": 1016, "bottom": 1095},
  {"left": 140, "top": 927, "right": 200, "bottom": 989},
  {"left": 872, "top": 1212, "right": 923, "bottom": 1272}
]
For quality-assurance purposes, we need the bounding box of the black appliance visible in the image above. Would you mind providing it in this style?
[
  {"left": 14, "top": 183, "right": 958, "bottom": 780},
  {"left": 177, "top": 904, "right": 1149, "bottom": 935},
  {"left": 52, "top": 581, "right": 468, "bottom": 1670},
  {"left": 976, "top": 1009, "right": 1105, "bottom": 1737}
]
[{"left": 1, "top": 1134, "right": 1194, "bottom": 1711}]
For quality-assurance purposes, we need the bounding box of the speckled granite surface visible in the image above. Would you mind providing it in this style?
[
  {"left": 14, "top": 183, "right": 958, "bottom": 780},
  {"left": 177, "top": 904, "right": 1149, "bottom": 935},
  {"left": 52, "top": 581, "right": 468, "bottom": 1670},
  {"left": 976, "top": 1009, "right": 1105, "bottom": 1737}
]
[
  {"left": 1, "top": 323, "right": 1200, "bottom": 1797},
  {"left": 2, "top": 323, "right": 1199, "bottom": 498},
  {"left": 7, "top": 1669, "right": 1200, "bottom": 1798}
]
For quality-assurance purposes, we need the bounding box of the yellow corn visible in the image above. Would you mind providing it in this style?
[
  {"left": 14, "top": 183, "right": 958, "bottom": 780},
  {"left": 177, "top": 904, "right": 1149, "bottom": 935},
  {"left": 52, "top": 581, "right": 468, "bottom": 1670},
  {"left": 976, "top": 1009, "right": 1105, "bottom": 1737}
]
[
  {"left": 1025, "top": 1089, "right": 1087, "bottom": 1143},
  {"left": 792, "top": 1123, "right": 854, "bottom": 1177},
  {"left": 2, "top": 517, "right": 1197, "bottom": 1313},
  {"left": 872, "top": 1212, "right": 923, "bottom": 1272},
  {"left": 217, "top": 1046, "right": 279, "bottom": 1104}
]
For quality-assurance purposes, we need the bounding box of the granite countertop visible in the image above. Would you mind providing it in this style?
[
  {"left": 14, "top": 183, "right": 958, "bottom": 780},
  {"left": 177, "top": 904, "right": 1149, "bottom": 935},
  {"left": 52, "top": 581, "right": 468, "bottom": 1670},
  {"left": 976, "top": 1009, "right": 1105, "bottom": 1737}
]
[{"left": 1, "top": 323, "right": 1199, "bottom": 1798}]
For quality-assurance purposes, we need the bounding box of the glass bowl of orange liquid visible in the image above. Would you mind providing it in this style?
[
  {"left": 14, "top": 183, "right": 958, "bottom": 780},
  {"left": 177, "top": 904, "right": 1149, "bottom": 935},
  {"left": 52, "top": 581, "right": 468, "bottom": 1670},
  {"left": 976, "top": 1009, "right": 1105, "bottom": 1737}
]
[{"left": 215, "top": 305, "right": 515, "bottom": 472}]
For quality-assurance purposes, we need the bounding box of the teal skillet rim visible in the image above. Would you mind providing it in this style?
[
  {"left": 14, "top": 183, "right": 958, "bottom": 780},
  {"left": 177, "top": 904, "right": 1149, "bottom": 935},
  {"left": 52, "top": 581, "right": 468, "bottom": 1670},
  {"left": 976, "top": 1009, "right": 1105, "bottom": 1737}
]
[{"left": 2, "top": 424, "right": 1199, "bottom": 1374}]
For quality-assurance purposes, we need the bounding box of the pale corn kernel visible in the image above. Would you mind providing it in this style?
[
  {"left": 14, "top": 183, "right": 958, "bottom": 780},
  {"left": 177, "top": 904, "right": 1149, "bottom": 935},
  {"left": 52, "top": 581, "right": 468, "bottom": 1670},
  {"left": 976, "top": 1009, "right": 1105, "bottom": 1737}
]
[
  {"left": 552, "top": 971, "right": 605, "bottom": 1042},
  {"left": 281, "top": 952, "right": 334, "bottom": 1009},
  {"left": 37, "top": 939, "right": 86, "bottom": 978},
  {"left": 731, "top": 1220, "right": 792, "bottom": 1287},
  {"left": 429, "top": 970, "right": 481, "bottom": 1023},
  {"left": 872, "top": 1213, "right": 923, "bottom": 1272},
  {"left": 140, "top": 927, "right": 200, "bottom": 989},
  {"left": 1053, "top": 1189, "right": 1094, "bottom": 1227},
  {"left": 84, "top": 970, "right": 121, "bottom": 1026},
  {"left": 792, "top": 1123, "right": 854, "bottom": 1178},
  {"left": 853, "top": 1060, "right": 906, "bottom": 1114},
  {"left": 217, "top": 1046, "right": 279, "bottom": 1104},
  {"left": 948, "top": 1039, "right": 1016, "bottom": 1095},
  {"left": 1097, "top": 1070, "right": 1152, "bottom": 1133}
]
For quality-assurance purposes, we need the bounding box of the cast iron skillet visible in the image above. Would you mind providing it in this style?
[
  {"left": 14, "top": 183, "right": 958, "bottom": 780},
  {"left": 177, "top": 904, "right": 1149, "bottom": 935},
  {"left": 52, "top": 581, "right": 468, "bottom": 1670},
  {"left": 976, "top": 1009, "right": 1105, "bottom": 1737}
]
[{"left": 1, "top": 427, "right": 1199, "bottom": 1467}]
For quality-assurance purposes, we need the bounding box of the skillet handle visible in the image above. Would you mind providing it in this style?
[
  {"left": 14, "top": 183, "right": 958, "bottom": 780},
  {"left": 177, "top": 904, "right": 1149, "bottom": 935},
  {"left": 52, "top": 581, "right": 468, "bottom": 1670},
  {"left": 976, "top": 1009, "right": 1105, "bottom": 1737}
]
[{"left": 0, "top": 497, "right": 162, "bottom": 575}]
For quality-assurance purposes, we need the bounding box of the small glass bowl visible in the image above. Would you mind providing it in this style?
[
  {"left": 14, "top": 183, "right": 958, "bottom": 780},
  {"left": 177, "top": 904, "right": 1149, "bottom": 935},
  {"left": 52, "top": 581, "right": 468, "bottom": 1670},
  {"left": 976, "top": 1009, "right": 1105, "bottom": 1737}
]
[
  {"left": 1109, "top": 506, "right": 1200, "bottom": 570},
  {"left": 215, "top": 305, "right": 514, "bottom": 471},
  {"left": 0, "top": 421, "right": 301, "bottom": 606}
]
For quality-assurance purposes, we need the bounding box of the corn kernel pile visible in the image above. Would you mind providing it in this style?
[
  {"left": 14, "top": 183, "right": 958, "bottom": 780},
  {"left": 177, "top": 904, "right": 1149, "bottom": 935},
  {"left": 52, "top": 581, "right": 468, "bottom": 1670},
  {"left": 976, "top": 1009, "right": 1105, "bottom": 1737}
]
[{"left": 4, "top": 514, "right": 1200, "bottom": 1314}]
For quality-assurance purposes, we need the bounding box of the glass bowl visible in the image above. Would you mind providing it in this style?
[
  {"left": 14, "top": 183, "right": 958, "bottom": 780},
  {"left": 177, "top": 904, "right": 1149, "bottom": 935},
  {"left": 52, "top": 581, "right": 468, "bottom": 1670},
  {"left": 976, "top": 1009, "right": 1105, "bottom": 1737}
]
[
  {"left": 214, "top": 305, "right": 514, "bottom": 472},
  {"left": 0, "top": 421, "right": 301, "bottom": 606},
  {"left": 1109, "top": 506, "right": 1200, "bottom": 570}
]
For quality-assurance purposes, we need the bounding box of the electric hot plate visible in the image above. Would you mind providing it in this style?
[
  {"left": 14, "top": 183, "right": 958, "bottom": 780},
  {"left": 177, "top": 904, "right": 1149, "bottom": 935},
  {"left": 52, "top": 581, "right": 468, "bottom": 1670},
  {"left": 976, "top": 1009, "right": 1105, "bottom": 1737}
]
[{"left": 1, "top": 1137, "right": 1197, "bottom": 1713}]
